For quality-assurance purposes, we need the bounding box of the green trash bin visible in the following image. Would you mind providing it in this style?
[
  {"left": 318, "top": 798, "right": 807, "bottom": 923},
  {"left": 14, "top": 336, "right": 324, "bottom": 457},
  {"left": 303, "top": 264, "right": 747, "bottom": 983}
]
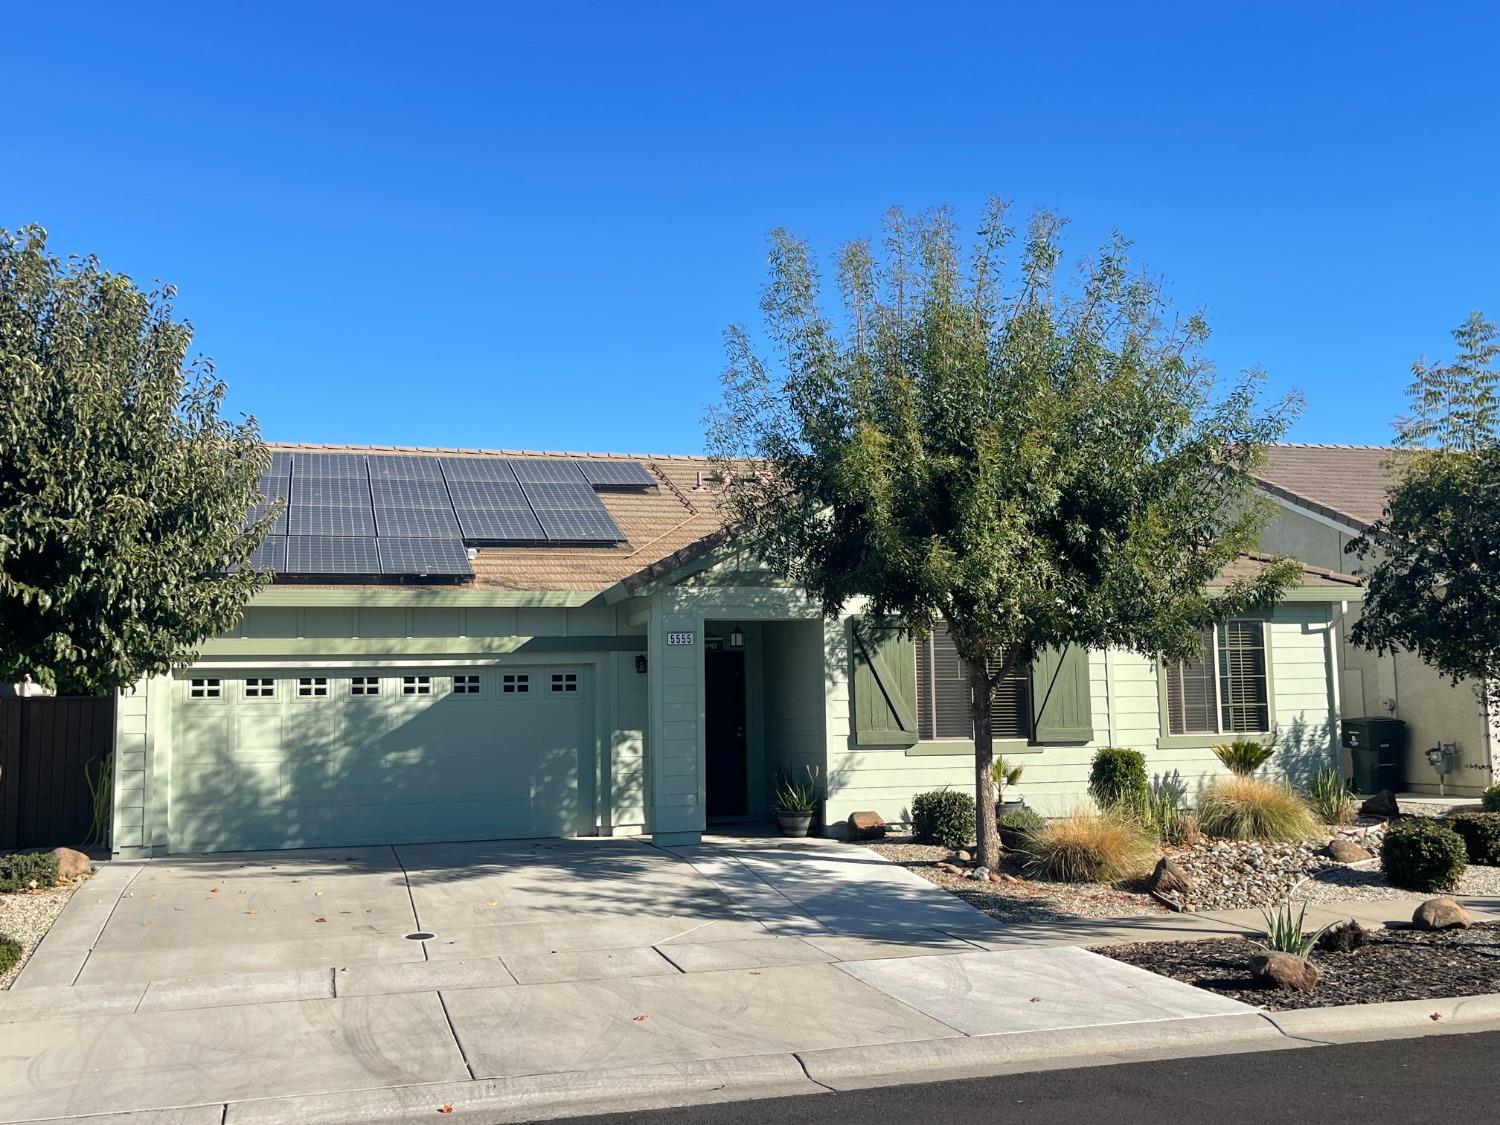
[{"left": 1340, "top": 717, "right": 1406, "bottom": 794}]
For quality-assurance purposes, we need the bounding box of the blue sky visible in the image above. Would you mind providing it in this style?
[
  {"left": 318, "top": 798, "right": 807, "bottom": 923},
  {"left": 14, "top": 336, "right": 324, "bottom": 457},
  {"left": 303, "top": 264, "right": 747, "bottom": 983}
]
[{"left": 5, "top": 3, "right": 1497, "bottom": 453}]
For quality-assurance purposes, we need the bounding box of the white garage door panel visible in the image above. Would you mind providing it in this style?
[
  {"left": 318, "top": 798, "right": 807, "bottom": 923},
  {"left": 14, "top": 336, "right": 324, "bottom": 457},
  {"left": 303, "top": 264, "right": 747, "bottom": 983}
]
[{"left": 169, "top": 668, "right": 590, "bottom": 853}]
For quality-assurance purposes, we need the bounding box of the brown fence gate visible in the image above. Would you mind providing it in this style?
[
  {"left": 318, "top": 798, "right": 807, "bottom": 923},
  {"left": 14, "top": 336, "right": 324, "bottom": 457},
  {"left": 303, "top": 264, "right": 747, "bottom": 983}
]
[{"left": 0, "top": 696, "right": 115, "bottom": 851}]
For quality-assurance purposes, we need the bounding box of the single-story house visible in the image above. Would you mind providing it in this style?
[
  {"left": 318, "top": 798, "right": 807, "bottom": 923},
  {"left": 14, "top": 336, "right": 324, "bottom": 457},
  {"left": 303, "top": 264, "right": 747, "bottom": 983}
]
[
  {"left": 1255, "top": 443, "right": 1499, "bottom": 797},
  {"left": 110, "top": 444, "right": 1364, "bottom": 858}
]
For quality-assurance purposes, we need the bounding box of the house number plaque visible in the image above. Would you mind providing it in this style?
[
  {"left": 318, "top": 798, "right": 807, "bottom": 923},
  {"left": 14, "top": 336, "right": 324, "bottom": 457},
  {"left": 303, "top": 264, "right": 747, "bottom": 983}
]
[{"left": 666, "top": 632, "right": 695, "bottom": 646}]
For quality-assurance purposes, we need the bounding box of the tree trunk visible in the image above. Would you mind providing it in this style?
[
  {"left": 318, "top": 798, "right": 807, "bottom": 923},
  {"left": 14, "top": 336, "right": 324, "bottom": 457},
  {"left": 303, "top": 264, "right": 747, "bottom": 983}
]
[{"left": 971, "top": 664, "right": 1000, "bottom": 869}]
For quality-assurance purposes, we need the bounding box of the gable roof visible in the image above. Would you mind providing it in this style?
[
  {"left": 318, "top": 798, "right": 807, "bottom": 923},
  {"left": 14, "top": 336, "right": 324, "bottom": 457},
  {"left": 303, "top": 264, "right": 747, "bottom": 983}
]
[{"left": 1254, "top": 443, "right": 1409, "bottom": 532}]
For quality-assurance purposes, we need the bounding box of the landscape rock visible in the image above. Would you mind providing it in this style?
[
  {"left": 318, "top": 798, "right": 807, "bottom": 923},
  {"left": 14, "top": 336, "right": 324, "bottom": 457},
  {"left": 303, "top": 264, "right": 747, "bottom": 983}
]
[
  {"left": 1412, "top": 896, "right": 1472, "bottom": 931},
  {"left": 1167, "top": 839, "right": 1332, "bottom": 912},
  {"left": 1360, "top": 790, "right": 1400, "bottom": 819},
  {"left": 968, "top": 865, "right": 990, "bottom": 881},
  {"left": 934, "top": 862, "right": 964, "bottom": 876},
  {"left": 1327, "top": 837, "right": 1373, "bottom": 864},
  {"left": 845, "top": 811, "right": 887, "bottom": 841},
  {"left": 48, "top": 847, "right": 92, "bottom": 880},
  {"left": 1148, "top": 857, "right": 1194, "bottom": 898},
  {"left": 955, "top": 850, "right": 972, "bottom": 864},
  {"left": 1249, "top": 952, "right": 1320, "bottom": 993}
]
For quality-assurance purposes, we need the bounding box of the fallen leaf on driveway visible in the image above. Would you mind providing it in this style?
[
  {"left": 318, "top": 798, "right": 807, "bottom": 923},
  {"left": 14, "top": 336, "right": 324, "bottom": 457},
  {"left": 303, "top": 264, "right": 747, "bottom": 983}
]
[
  {"left": 1431, "top": 1012, "right": 1443, "bottom": 1021},
  {"left": 245, "top": 910, "right": 257, "bottom": 915},
  {"left": 209, "top": 888, "right": 219, "bottom": 894},
  {"left": 438, "top": 1106, "right": 454, "bottom": 1115},
  {"left": 315, "top": 891, "right": 324, "bottom": 896},
  {"left": 315, "top": 917, "right": 327, "bottom": 923},
  {"left": 633, "top": 1015, "right": 649, "bottom": 1022},
  {"left": 1030, "top": 997, "right": 1041, "bottom": 1003}
]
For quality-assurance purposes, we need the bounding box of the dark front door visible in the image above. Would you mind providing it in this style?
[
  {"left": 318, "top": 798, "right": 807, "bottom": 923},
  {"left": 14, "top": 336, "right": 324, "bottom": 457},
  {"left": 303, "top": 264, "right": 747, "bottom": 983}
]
[{"left": 705, "top": 650, "right": 748, "bottom": 818}]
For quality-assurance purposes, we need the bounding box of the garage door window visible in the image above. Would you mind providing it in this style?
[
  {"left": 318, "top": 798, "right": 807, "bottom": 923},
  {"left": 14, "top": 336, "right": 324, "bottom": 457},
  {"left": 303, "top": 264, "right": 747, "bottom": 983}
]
[
  {"left": 502, "top": 673, "right": 529, "bottom": 694},
  {"left": 189, "top": 678, "right": 222, "bottom": 699},
  {"left": 351, "top": 676, "right": 380, "bottom": 696},
  {"left": 244, "top": 678, "right": 276, "bottom": 699},
  {"left": 402, "top": 676, "right": 432, "bottom": 696},
  {"left": 297, "top": 677, "right": 330, "bottom": 698},
  {"left": 452, "top": 674, "right": 480, "bottom": 695},
  {"left": 550, "top": 672, "right": 578, "bottom": 694}
]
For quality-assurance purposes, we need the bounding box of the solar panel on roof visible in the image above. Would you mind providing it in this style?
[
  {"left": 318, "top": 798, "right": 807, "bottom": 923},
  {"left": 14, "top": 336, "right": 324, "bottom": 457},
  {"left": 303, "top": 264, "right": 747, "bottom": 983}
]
[
  {"left": 285, "top": 536, "right": 381, "bottom": 574},
  {"left": 455, "top": 509, "right": 547, "bottom": 543},
  {"left": 267, "top": 452, "right": 293, "bottom": 474},
  {"left": 439, "top": 458, "right": 519, "bottom": 484},
  {"left": 292, "top": 479, "right": 371, "bottom": 508},
  {"left": 366, "top": 455, "right": 446, "bottom": 481},
  {"left": 245, "top": 535, "right": 288, "bottom": 571},
  {"left": 370, "top": 478, "right": 452, "bottom": 508},
  {"left": 378, "top": 538, "right": 472, "bottom": 577},
  {"left": 534, "top": 508, "right": 625, "bottom": 543},
  {"left": 508, "top": 458, "right": 588, "bottom": 485},
  {"left": 292, "top": 453, "right": 369, "bottom": 479},
  {"left": 288, "top": 505, "right": 377, "bottom": 537},
  {"left": 256, "top": 473, "right": 291, "bottom": 502},
  {"left": 374, "top": 506, "right": 462, "bottom": 538},
  {"left": 445, "top": 479, "right": 530, "bottom": 509},
  {"left": 521, "top": 481, "right": 604, "bottom": 510},
  {"left": 247, "top": 501, "right": 288, "bottom": 536},
  {"left": 575, "top": 460, "right": 657, "bottom": 488}
]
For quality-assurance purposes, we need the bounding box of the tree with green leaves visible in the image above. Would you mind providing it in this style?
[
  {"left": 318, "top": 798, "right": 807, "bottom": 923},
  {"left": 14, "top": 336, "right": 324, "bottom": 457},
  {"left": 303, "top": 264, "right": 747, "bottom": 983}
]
[
  {"left": 1350, "top": 311, "right": 1500, "bottom": 706},
  {"left": 0, "top": 226, "right": 273, "bottom": 695},
  {"left": 707, "top": 201, "right": 1302, "bottom": 867}
]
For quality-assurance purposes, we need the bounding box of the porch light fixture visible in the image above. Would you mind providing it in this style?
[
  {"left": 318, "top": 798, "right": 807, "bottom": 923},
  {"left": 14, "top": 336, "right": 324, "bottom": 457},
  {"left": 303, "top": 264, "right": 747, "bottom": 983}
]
[
  {"left": 635, "top": 654, "right": 648, "bottom": 674},
  {"left": 729, "top": 624, "right": 745, "bottom": 649}
]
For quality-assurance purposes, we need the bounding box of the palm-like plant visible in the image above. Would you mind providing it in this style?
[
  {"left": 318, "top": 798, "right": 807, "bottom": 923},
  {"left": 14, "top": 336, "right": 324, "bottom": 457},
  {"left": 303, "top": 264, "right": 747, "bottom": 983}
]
[
  {"left": 991, "top": 756, "right": 1025, "bottom": 804},
  {"left": 1213, "top": 738, "right": 1275, "bottom": 776}
]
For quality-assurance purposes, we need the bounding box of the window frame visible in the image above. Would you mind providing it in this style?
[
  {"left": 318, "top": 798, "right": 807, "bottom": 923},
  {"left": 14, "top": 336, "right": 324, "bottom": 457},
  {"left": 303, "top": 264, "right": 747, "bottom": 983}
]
[
  {"left": 294, "top": 675, "right": 331, "bottom": 701},
  {"left": 450, "top": 673, "right": 482, "bottom": 697},
  {"left": 1156, "top": 617, "right": 1277, "bottom": 749},
  {"left": 349, "top": 675, "right": 382, "bottom": 698},
  {"left": 242, "top": 676, "right": 277, "bottom": 701},
  {"left": 187, "top": 676, "right": 224, "bottom": 701},
  {"left": 910, "top": 627, "right": 1036, "bottom": 754}
]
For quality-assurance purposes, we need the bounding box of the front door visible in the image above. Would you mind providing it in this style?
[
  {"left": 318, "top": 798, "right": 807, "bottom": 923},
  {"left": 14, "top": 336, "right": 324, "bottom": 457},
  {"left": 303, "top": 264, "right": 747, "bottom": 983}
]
[{"left": 704, "top": 650, "right": 748, "bottom": 818}]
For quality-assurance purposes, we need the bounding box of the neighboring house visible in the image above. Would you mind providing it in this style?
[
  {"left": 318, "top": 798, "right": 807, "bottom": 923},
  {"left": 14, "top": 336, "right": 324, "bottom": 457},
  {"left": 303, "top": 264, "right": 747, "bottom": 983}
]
[
  {"left": 110, "top": 444, "right": 1362, "bottom": 857},
  {"left": 1255, "top": 443, "right": 1498, "bottom": 797}
]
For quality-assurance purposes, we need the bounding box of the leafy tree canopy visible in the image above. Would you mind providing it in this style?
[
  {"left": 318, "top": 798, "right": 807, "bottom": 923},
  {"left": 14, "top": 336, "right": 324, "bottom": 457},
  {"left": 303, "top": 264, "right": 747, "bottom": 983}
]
[
  {"left": 707, "top": 200, "right": 1302, "bottom": 865},
  {"left": 0, "top": 226, "right": 273, "bottom": 694},
  {"left": 1351, "top": 311, "right": 1500, "bottom": 695}
]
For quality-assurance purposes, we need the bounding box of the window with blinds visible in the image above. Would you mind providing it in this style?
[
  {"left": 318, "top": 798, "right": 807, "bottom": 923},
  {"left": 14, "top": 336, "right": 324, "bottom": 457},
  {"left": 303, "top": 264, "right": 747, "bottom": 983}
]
[
  {"left": 1164, "top": 620, "right": 1270, "bottom": 736},
  {"left": 914, "top": 623, "right": 1031, "bottom": 741}
]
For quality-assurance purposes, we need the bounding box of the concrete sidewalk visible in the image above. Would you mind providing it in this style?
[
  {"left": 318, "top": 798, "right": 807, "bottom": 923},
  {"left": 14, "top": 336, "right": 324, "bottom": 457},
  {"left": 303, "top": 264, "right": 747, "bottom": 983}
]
[{"left": 3, "top": 836, "right": 1498, "bottom": 1124}]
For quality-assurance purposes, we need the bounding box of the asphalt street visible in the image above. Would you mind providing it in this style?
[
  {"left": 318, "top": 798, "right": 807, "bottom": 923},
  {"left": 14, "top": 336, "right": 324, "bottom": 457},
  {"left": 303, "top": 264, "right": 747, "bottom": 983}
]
[{"left": 545, "top": 1030, "right": 1500, "bottom": 1125}]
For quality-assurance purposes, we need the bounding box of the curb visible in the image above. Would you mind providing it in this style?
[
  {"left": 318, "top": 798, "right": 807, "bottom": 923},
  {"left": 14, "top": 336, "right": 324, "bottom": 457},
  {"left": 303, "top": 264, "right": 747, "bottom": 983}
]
[{"left": 1265, "top": 994, "right": 1500, "bottom": 1041}]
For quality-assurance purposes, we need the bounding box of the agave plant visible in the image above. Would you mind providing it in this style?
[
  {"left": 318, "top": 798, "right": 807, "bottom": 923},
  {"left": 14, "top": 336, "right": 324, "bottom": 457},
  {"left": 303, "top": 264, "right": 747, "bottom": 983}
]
[
  {"left": 772, "top": 765, "right": 822, "bottom": 814},
  {"left": 1256, "top": 901, "right": 1325, "bottom": 958}
]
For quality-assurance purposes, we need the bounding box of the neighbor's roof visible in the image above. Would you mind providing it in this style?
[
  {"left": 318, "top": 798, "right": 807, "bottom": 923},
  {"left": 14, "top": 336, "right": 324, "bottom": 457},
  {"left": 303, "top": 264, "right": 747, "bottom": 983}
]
[
  {"left": 268, "top": 443, "right": 727, "bottom": 594},
  {"left": 1218, "top": 552, "right": 1363, "bottom": 590},
  {"left": 1254, "top": 443, "right": 1409, "bottom": 531}
]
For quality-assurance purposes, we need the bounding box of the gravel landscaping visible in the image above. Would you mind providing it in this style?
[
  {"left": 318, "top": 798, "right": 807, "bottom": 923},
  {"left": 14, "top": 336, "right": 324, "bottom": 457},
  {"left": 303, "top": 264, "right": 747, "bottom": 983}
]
[
  {"left": 0, "top": 883, "right": 76, "bottom": 989},
  {"left": 1100, "top": 921, "right": 1500, "bottom": 1010}
]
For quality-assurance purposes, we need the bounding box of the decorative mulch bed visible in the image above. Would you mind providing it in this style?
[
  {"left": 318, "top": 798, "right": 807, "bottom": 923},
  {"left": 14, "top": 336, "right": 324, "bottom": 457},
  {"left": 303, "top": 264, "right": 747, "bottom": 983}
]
[{"left": 1100, "top": 921, "right": 1500, "bottom": 1010}]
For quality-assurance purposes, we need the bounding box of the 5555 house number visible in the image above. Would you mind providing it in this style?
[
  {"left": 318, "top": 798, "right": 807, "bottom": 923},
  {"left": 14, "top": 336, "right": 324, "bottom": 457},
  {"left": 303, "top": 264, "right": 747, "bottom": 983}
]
[{"left": 666, "top": 632, "right": 695, "bottom": 646}]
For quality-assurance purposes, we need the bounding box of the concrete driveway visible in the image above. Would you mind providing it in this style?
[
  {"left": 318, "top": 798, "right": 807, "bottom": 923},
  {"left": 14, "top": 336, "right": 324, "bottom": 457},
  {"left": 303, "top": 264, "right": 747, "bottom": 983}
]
[{"left": 0, "top": 837, "right": 1250, "bottom": 1123}]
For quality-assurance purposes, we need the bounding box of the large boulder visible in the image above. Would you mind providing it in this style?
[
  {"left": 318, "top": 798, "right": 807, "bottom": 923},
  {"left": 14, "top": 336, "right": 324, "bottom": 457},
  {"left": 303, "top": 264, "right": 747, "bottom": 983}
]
[
  {"left": 1360, "top": 790, "right": 1400, "bottom": 818},
  {"left": 48, "top": 847, "right": 92, "bottom": 881},
  {"left": 1249, "top": 952, "right": 1320, "bottom": 993},
  {"left": 845, "top": 811, "right": 887, "bottom": 842},
  {"left": 1327, "top": 837, "right": 1373, "bottom": 864},
  {"left": 1148, "top": 857, "right": 1194, "bottom": 898},
  {"left": 1412, "top": 896, "right": 1472, "bottom": 931}
]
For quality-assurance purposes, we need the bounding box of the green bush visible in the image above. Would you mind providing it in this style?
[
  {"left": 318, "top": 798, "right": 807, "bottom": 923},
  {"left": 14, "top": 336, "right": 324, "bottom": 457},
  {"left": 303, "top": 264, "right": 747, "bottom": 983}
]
[
  {"left": 0, "top": 852, "right": 59, "bottom": 894},
  {"left": 1483, "top": 785, "right": 1500, "bottom": 813},
  {"left": 911, "top": 789, "right": 976, "bottom": 850},
  {"left": 1088, "top": 747, "right": 1149, "bottom": 813},
  {"left": 1449, "top": 812, "right": 1500, "bottom": 866},
  {"left": 1195, "top": 776, "right": 1321, "bottom": 842},
  {"left": 1381, "top": 817, "right": 1468, "bottom": 892},
  {"left": 1212, "top": 738, "right": 1275, "bottom": 776},
  {"left": 0, "top": 934, "right": 19, "bottom": 975},
  {"left": 997, "top": 806, "right": 1044, "bottom": 847}
]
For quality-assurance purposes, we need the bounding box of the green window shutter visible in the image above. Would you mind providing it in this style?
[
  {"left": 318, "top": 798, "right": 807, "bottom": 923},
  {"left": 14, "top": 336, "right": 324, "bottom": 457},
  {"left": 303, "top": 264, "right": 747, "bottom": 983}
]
[
  {"left": 850, "top": 620, "right": 919, "bottom": 749},
  {"left": 1031, "top": 644, "right": 1093, "bottom": 744}
]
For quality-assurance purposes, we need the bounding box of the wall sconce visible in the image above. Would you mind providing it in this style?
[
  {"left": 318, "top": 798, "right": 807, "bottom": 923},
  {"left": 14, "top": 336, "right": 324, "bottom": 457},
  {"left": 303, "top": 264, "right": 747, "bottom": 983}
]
[
  {"left": 634, "top": 654, "right": 648, "bottom": 674},
  {"left": 729, "top": 625, "right": 745, "bottom": 649}
]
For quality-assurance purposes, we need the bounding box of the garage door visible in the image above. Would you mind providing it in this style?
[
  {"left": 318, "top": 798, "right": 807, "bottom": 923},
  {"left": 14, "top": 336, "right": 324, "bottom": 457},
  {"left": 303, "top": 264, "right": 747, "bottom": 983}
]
[{"left": 169, "top": 666, "right": 591, "bottom": 853}]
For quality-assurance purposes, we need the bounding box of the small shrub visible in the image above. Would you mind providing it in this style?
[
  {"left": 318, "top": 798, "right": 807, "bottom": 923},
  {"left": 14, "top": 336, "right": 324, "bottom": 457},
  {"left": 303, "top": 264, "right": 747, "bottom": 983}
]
[
  {"left": 1088, "top": 747, "right": 1150, "bottom": 813},
  {"left": 1305, "top": 768, "right": 1355, "bottom": 826},
  {"left": 1212, "top": 738, "right": 1275, "bottom": 776},
  {"left": 911, "top": 789, "right": 976, "bottom": 850},
  {"left": 1196, "top": 776, "right": 1321, "bottom": 842},
  {"left": 1381, "top": 817, "right": 1468, "bottom": 892},
  {"left": 1316, "top": 919, "right": 1369, "bottom": 954},
  {"left": 0, "top": 852, "right": 60, "bottom": 894},
  {"left": 0, "top": 934, "right": 21, "bottom": 976},
  {"left": 1256, "top": 901, "right": 1323, "bottom": 957},
  {"left": 1141, "top": 771, "right": 1192, "bottom": 844},
  {"left": 1483, "top": 785, "right": 1500, "bottom": 813},
  {"left": 1019, "top": 809, "right": 1158, "bottom": 884},
  {"left": 1449, "top": 812, "right": 1500, "bottom": 866},
  {"left": 997, "top": 806, "right": 1044, "bottom": 847}
]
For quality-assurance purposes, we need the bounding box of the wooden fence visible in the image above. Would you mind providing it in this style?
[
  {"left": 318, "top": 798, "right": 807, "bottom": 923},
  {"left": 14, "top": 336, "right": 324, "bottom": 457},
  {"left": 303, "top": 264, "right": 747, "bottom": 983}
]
[{"left": 0, "top": 696, "right": 115, "bottom": 851}]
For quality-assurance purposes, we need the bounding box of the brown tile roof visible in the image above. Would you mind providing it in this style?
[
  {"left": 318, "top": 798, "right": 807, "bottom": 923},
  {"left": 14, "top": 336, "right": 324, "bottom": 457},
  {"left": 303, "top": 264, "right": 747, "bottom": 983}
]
[
  {"left": 1254, "top": 444, "right": 1411, "bottom": 531},
  {"left": 268, "top": 443, "right": 727, "bottom": 593},
  {"left": 1219, "top": 552, "right": 1363, "bottom": 589}
]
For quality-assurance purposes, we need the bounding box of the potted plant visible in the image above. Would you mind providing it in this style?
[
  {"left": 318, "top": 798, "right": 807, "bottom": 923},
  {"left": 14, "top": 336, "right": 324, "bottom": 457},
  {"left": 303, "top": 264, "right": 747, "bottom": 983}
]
[
  {"left": 772, "top": 765, "right": 822, "bottom": 837},
  {"left": 993, "top": 755, "right": 1026, "bottom": 816}
]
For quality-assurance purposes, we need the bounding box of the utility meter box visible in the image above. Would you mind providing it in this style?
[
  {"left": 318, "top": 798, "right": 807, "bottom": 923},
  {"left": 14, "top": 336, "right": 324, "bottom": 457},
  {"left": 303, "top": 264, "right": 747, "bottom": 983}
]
[{"left": 1341, "top": 717, "right": 1407, "bottom": 794}]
